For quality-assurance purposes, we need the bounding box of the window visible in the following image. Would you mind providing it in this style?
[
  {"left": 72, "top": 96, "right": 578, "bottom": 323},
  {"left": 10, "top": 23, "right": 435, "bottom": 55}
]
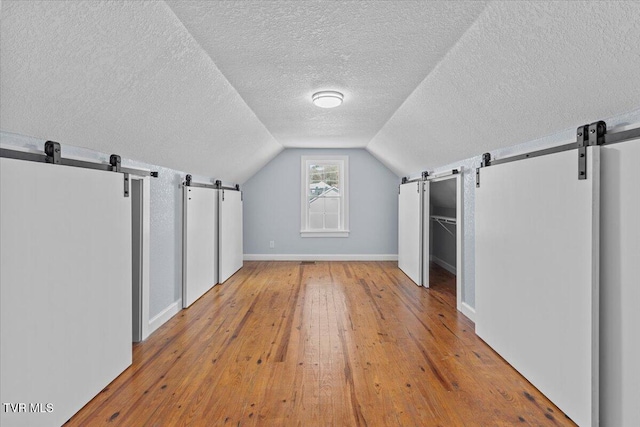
[{"left": 301, "top": 155, "right": 349, "bottom": 237}]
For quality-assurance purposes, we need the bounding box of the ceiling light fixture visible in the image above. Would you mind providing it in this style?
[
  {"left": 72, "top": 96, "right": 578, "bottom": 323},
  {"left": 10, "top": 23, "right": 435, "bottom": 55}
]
[{"left": 312, "top": 91, "right": 344, "bottom": 108}]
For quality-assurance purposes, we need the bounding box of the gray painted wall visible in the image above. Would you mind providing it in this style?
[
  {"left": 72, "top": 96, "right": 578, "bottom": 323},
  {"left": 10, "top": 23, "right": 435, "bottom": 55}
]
[
  {"left": 243, "top": 148, "right": 399, "bottom": 256},
  {"left": 0, "top": 131, "right": 211, "bottom": 319},
  {"left": 402, "top": 107, "right": 640, "bottom": 308},
  {"left": 431, "top": 223, "right": 456, "bottom": 271}
]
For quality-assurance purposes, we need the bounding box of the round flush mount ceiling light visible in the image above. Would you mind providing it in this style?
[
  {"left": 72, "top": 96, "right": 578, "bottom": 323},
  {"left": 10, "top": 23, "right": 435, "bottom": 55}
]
[{"left": 312, "top": 91, "right": 344, "bottom": 108}]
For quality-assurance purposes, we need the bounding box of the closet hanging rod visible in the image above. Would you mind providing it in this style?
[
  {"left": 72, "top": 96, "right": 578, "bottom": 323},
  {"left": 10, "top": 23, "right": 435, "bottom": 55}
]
[{"left": 431, "top": 215, "right": 456, "bottom": 224}]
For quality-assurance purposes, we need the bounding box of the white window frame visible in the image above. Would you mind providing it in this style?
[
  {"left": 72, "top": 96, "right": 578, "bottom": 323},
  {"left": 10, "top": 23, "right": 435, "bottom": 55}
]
[{"left": 300, "top": 155, "right": 349, "bottom": 238}]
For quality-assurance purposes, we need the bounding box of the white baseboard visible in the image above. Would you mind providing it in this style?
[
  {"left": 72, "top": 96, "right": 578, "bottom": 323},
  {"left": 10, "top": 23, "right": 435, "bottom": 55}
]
[
  {"left": 148, "top": 299, "right": 182, "bottom": 336},
  {"left": 460, "top": 301, "right": 476, "bottom": 323},
  {"left": 244, "top": 254, "right": 398, "bottom": 261},
  {"left": 430, "top": 255, "right": 457, "bottom": 275}
]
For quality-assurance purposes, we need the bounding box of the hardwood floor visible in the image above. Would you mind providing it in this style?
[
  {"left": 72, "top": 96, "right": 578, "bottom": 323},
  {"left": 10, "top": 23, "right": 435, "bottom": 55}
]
[{"left": 68, "top": 262, "right": 574, "bottom": 426}]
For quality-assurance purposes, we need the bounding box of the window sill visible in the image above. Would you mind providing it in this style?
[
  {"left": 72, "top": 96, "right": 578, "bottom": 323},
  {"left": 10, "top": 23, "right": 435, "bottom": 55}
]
[{"left": 300, "top": 230, "right": 350, "bottom": 238}]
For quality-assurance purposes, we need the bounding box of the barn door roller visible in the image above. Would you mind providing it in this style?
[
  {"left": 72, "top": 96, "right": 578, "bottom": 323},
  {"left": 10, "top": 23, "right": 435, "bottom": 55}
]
[
  {"left": 577, "top": 121, "right": 606, "bottom": 180},
  {"left": 109, "top": 154, "right": 129, "bottom": 197},
  {"left": 44, "top": 141, "right": 61, "bottom": 164},
  {"left": 476, "top": 153, "right": 491, "bottom": 188}
]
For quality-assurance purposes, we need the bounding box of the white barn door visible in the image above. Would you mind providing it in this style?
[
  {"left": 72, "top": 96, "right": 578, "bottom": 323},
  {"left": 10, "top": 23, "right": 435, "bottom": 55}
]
[
  {"left": 1, "top": 158, "right": 132, "bottom": 427},
  {"left": 476, "top": 147, "right": 600, "bottom": 427},
  {"left": 398, "top": 181, "right": 423, "bottom": 286},
  {"left": 219, "top": 189, "right": 243, "bottom": 283},
  {"left": 182, "top": 186, "right": 218, "bottom": 308}
]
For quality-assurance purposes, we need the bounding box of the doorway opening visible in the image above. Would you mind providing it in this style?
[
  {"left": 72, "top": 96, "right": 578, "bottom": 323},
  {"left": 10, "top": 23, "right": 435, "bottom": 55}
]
[
  {"left": 426, "top": 173, "right": 463, "bottom": 312},
  {"left": 131, "top": 179, "right": 143, "bottom": 342},
  {"left": 131, "top": 175, "right": 150, "bottom": 342}
]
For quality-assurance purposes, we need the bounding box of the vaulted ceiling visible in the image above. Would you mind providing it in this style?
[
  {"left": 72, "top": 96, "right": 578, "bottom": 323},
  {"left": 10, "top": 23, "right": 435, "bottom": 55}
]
[{"left": 1, "top": 1, "right": 639, "bottom": 182}]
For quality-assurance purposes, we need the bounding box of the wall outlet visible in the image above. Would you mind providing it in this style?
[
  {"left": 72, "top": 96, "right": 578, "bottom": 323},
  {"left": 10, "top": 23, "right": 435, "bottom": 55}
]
[{"left": 269, "top": 240, "right": 275, "bottom": 248}]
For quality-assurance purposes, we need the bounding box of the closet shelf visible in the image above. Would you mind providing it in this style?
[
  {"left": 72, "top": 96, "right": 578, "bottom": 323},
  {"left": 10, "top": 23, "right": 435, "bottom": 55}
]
[{"left": 430, "top": 215, "right": 456, "bottom": 236}]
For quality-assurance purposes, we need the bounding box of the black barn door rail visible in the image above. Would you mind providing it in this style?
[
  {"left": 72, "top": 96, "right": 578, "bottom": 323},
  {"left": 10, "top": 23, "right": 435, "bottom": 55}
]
[
  {"left": 398, "top": 171, "right": 428, "bottom": 193},
  {"left": 1, "top": 141, "right": 159, "bottom": 197},
  {"left": 476, "top": 121, "right": 640, "bottom": 186},
  {"left": 400, "top": 167, "right": 460, "bottom": 191},
  {"left": 183, "top": 175, "right": 240, "bottom": 191}
]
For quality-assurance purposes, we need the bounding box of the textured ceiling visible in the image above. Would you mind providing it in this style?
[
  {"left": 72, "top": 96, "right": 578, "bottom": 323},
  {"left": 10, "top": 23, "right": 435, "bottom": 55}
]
[
  {"left": 0, "top": 0, "right": 281, "bottom": 183},
  {"left": 368, "top": 1, "right": 640, "bottom": 176},
  {"left": 1, "top": 1, "right": 639, "bottom": 182},
  {"left": 165, "top": 1, "right": 487, "bottom": 148}
]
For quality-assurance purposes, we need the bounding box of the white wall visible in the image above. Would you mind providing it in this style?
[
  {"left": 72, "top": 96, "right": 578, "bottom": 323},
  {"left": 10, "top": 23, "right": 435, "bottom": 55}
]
[{"left": 243, "top": 148, "right": 399, "bottom": 259}]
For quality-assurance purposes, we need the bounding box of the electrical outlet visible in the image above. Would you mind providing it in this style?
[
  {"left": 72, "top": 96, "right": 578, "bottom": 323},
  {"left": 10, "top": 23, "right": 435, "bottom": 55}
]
[{"left": 269, "top": 240, "right": 275, "bottom": 248}]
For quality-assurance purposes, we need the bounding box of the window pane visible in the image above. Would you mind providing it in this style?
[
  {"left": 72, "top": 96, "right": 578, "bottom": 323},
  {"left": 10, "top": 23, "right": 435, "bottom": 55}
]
[
  {"left": 324, "top": 197, "right": 339, "bottom": 214},
  {"left": 309, "top": 212, "right": 323, "bottom": 230},
  {"left": 324, "top": 165, "right": 339, "bottom": 189},
  {"left": 309, "top": 164, "right": 332, "bottom": 196},
  {"left": 309, "top": 182, "right": 324, "bottom": 196},
  {"left": 302, "top": 157, "right": 347, "bottom": 234},
  {"left": 325, "top": 213, "right": 339, "bottom": 229},
  {"left": 308, "top": 197, "right": 324, "bottom": 213},
  {"left": 309, "top": 164, "right": 323, "bottom": 195}
]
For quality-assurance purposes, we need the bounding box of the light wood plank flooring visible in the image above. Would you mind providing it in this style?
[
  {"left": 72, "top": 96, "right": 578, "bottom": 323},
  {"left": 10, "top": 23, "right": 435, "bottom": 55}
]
[{"left": 68, "top": 261, "right": 574, "bottom": 426}]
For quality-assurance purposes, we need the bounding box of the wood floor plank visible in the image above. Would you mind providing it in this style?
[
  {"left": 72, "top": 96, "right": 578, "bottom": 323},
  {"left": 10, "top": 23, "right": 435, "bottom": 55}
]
[{"left": 67, "top": 261, "right": 575, "bottom": 426}]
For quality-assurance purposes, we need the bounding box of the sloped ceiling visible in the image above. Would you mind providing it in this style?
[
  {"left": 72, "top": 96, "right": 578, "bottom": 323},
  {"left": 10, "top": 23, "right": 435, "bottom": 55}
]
[
  {"left": 1, "top": 1, "right": 639, "bottom": 182},
  {"left": 165, "top": 0, "right": 487, "bottom": 148},
  {"left": 368, "top": 1, "right": 640, "bottom": 176},
  {"left": 0, "top": 0, "right": 281, "bottom": 183}
]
